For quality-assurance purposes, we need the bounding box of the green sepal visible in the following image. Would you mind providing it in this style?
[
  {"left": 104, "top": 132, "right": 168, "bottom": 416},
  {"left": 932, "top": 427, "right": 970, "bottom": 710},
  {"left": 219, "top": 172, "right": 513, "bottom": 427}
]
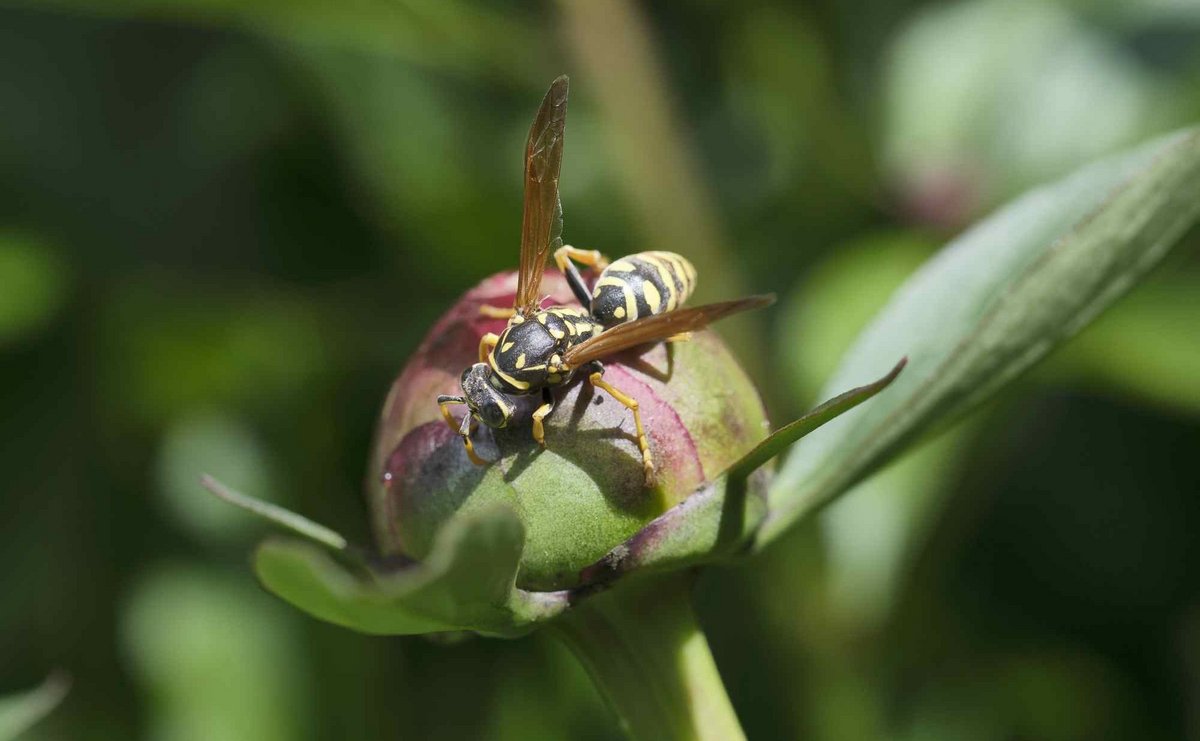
[
  {"left": 202, "top": 475, "right": 348, "bottom": 551},
  {"left": 252, "top": 503, "right": 569, "bottom": 637},
  {"left": 760, "top": 127, "right": 1200, "bottom": 545}
]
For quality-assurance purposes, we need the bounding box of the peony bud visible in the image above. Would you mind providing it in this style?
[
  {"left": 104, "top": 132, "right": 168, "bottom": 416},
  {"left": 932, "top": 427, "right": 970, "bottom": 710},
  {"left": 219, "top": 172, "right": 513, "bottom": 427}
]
[{"left": 366, "top": 270, "right": 771, "bottom": 590}]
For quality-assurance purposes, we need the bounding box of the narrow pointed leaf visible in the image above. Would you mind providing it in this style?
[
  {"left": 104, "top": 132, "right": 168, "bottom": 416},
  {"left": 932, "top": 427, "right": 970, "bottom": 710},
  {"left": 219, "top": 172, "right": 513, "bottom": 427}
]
[
  {"left": 729, "top": 358, "right": 907, "bottom": 484},
  {"left": 578, "top": 360, "right": 905, "bottom": 585},
  {"left": 761, "top": 128, "right": 1200, "bottom": 545},
  {"left": 202, "top": 475, "right": 348, "bottom": 551},
  {"left": 254, "top": 504, "right": 568, "bottom": 636}
]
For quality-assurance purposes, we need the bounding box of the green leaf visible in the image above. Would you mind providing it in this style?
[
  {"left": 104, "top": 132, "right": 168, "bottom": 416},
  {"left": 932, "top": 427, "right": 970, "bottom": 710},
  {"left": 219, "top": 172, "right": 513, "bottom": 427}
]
[
  {"left": 760, "top": 127, "right": 1200, "bottom": 545},
  {"left": 254, "top": 504, "right": 568, "bottom": 637},
  {"left": 0, "top": 673, "right": 70, "bottom": 741}
]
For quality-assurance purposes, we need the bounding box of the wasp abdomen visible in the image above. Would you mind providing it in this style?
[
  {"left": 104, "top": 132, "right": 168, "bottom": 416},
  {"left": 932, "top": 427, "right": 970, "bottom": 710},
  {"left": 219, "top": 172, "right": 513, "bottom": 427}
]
[{"left": 590, "top": 251, "right": 697, "bottom": 328}]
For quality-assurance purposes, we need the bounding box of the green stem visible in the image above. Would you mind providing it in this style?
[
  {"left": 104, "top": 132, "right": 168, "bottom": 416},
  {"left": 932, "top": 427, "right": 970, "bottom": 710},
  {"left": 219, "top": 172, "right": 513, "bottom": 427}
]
[{"left": 549, "top": 573, "right": 746, "bottom": 741}]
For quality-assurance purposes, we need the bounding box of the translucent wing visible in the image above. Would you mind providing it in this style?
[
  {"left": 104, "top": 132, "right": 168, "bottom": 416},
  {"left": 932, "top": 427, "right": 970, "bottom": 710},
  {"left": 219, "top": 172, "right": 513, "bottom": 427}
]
[
  {"left": 564, "top": 295, "right": 775, "bottom": 366},
  {"left": 515, "top": 76, "right": 569, "bottom": 316}
]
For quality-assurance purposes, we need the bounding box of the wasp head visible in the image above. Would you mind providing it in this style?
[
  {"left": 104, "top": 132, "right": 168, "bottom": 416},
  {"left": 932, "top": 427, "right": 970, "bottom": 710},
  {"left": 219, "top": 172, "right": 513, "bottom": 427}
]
[{"left": 460, "top": 363, "right": 515, "bottom": 429}]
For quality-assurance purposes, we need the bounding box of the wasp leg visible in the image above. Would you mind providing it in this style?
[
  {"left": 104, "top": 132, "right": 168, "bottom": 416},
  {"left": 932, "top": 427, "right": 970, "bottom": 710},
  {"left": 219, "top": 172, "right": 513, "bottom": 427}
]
[
  {"left": 478, "top": 332, "right": 500, "bottom": 363},
  {"left": 588, "top": 365, "right": 655, "bottom": 486},
  {"left": 438, "top": 395, "right": 488, "bottom": 465},
  {"left": 479, "top": 305, "right": 517, "bottom": 319},
  {"left": 666, "top": 331, "right": 693, "bottom": 343},
  {"left": 437, "top": 394, "right": 466, "bottom": 433},
  {"left": 555, "top": 245, "right": 610, "bottom": 307},
  {"left": 531, "top": 388, "right": 555, "bottom": 448},
  {"left": 457, "top": 412, "right": 488, "bottom": 466}
]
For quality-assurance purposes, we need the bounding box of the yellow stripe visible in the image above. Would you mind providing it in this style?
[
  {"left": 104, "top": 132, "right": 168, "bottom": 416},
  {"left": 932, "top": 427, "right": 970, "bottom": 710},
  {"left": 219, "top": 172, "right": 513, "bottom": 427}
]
[
  {"left": 622, "top": 282, "right": 637, "bottom": 321},
  {"left": 488, "top": 353, "right": 530, "bottom": 390},
  {"left": 596, "top": 276, "right": 638, "bottom": 320},
  {"left": 643, "top": 281, "right": 661, "bottom": 313},
  {"left": 642, "top": 254, "right": 677, "bottom": 311},
  {"left": 666, "top": 253, "right": 695, "bottom": 299},
  {"left": 650, "top": 251, "right": 682, "bottom": 292}
]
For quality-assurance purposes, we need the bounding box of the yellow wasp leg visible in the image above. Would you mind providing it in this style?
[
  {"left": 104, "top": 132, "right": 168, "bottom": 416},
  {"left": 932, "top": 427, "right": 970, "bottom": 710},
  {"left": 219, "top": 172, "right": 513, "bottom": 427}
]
[
  {"left": 437, "top": 396, "right": 489, "bottom": 466},
  {"left": 479, "top": 305, "right": 517, "bottom": 319},
  {"left": 531, "top": 402, "right": 553, "bottom": 447},
  {"left": 531, "top": 389, "right": 555, "bottom": 447},
  {"left": 554, "top": 245, "right": 610, "bottom": 272},
  {"left": 478, "top": 332, "right": 500, "bottom": 363},
  {"left": 666, "top": 331, "right": 693, "bottom": 343},
  {"left": 589, "top": 371, "right": 655, "bottom": 486},
  {"left": 462, "top": 433, "right": 488, "bottom": 467},
  {"left": 438, "top": 398, "right": 461, "bottom": 433}
]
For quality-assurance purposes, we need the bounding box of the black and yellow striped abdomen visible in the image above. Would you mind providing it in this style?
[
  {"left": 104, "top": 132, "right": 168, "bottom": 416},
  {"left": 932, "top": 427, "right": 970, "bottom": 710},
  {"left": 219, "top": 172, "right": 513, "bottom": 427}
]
[{"left": 590, "top": 251, "right": 697, "bottom": 328}]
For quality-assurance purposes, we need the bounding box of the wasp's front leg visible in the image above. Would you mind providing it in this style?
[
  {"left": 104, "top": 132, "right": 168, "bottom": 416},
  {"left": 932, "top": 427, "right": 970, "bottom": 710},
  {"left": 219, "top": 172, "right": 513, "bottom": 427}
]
[
  {"left": 531, "top": 388, "right": 555, "bottom": 448},
  {"left": 457, "top": 407, "right": 488, "bottom": 466},
  {"left": 438, "top": 394, "right": 488, "bottom": 466},
  {"left": 478, "top": 332, "right": 500, "bottom": 363},
  {"left": 437, "top": 394, "right": 466, "bottom": 433}
]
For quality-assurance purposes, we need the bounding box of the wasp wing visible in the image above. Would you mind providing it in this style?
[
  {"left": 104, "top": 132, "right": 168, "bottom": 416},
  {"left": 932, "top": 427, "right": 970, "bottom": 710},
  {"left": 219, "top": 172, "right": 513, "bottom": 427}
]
[
  {"left": 514, "top": 76, "right": 569, "bottom": 316},
  {"left": 563, "top": 295, "right": 775, "bottom": 366}
]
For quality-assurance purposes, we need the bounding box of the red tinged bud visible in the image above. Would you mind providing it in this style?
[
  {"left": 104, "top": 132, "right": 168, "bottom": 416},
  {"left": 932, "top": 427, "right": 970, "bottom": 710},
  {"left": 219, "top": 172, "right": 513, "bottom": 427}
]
[{"left": 367, "top": 271, "right": 770, "bottom": 590}]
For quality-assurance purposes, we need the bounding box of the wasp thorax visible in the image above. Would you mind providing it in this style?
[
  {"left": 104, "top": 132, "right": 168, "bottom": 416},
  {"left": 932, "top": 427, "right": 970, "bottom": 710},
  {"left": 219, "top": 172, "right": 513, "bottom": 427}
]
[
  {"left": 368, "top": 271, "right": 770, "bottom": 591},
  {"left": 461, "top": 363, "right": 513, "bottom": 429}
]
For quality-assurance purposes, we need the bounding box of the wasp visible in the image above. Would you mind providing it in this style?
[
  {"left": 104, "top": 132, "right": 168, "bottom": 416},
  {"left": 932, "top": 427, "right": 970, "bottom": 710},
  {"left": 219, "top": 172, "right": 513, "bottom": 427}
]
[{"left": 437, "top": 76, "right": 773, "bottom": 485}]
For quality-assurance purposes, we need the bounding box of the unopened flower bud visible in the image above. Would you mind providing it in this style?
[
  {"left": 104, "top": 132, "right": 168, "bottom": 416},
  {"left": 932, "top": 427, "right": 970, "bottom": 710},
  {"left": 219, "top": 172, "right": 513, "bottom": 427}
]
[{"left": 368, "top": 271, "right": 770, "bottom": 590}]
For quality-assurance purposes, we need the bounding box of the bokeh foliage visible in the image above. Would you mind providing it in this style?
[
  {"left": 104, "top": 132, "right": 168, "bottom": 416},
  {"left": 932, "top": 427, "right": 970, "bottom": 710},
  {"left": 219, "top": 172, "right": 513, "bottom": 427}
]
[{"left": 1, "top": 1, "right": 1198, "bottom": 739}]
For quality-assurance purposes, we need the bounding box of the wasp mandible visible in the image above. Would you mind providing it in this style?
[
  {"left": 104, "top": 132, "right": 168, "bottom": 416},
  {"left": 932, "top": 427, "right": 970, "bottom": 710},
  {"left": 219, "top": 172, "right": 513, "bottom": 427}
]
[{"left": 437, "top": 76, "right": 773, "bottom": 485}]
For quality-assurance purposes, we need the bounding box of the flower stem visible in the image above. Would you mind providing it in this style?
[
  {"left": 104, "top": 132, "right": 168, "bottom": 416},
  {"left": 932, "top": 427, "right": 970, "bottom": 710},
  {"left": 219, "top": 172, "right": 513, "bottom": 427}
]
[{"left": 549, "top": 573, "right": 746, "bottom": 741}]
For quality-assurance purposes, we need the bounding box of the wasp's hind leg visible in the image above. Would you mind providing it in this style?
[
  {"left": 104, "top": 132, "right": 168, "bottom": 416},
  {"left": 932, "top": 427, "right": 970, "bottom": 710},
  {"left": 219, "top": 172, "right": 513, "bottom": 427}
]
[
  {"left": 531, "top": 388, "right": 555, "bottom": 448},
  {"left": 587, "top": 362, "right": 655, "bottom": 486},
  {"left": 555, "top": 245, "right": 610, "bottom": 307}
]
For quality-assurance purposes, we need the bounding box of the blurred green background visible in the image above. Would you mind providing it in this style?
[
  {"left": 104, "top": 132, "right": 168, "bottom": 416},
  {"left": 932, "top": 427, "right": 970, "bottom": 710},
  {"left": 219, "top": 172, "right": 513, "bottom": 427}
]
[{"left": 2, "top": 0, "right": 1199, "bottom": 739}]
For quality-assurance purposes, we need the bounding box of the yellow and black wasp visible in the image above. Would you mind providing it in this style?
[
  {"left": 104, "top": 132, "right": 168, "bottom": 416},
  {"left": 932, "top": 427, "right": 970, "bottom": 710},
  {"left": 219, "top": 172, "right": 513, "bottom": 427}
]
[{"left": 437, "top": 76, "right": 773, "bottom": 485}]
